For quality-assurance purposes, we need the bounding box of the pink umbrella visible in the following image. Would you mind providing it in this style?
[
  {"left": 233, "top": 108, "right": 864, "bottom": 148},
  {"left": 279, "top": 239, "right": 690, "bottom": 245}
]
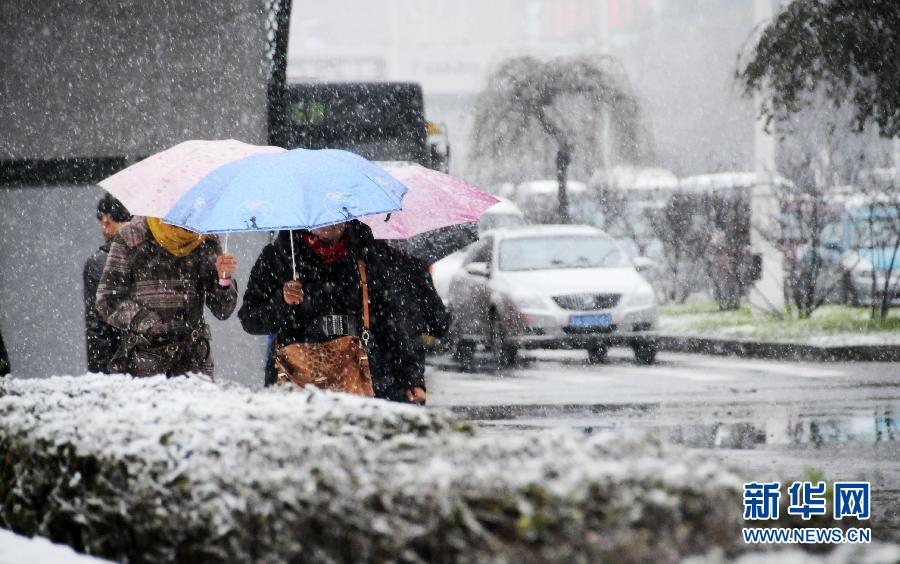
[
  {"left": 99, "top": 139, "right": 285, "bottom": 218},
  {"left": 362, "top": 162, "right": 498, "bottom": 239}
]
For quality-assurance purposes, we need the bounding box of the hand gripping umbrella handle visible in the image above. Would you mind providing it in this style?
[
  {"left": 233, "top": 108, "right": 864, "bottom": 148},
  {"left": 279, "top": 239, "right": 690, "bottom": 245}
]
[{"left": 218, "top": 233, "right": 230, "bottom": 283}]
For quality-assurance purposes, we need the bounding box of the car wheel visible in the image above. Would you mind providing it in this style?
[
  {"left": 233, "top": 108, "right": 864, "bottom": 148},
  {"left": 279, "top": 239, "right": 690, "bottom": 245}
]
[
  {"left": 632, "top": 340, "right": 657, "bottom": 365},
  {"left": 489, "top": 316, "right": 517, "bottom": 369},
  {"left": 586, "top": 343, "right": 608, "bottom": 364}
]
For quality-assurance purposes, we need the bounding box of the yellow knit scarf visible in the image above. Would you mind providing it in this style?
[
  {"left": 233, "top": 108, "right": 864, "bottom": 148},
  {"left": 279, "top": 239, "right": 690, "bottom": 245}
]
[{"left": 146, "top": 217, "right": 206, "bottom": 257}]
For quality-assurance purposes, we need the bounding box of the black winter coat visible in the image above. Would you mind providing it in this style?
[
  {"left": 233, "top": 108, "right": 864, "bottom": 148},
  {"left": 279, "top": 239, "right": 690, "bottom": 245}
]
[
  {"left": 374, "top": 242, "right": 450, "bottom": 389},
  {"left": 83, "top": 245, "right": 122, "bottom": 373},
  {"left": 238, "top": 222, "right": 420, "bottom": 401},
  {"left": 375, "top": 241, "right": 450, "bottom": 339}
]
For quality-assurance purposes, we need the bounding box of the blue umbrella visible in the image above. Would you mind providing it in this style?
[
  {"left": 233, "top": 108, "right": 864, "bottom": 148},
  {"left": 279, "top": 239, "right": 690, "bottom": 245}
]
[{"left": 161, "top": 148, "right": 407, "bottom": 234}]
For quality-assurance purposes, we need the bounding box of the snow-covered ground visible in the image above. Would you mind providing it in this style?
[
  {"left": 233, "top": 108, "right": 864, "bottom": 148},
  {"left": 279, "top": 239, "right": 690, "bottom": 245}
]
[
  {"left": 660, "top": 317, "right": 900, "bottom": 345},
  {"left": 658, "top": 303, "right": 900, "bottom": 346}
]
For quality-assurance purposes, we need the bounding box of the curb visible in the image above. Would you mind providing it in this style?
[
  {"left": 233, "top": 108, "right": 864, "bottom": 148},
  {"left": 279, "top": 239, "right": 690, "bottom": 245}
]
[{"left": 652, "top": 334, "right": 900, "bottom": 362}]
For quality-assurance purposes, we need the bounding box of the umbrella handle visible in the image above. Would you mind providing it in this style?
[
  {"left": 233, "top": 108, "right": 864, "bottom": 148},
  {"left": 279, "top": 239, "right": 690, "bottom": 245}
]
[
  {"left": 219, "top": 233, "right": 229, "bottom": 281},
  {"left": 289, "top": 229, "right": 297, "bottom": 280}
]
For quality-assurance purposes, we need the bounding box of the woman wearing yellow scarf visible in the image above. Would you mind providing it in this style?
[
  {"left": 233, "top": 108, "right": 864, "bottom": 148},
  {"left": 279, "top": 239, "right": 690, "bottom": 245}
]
[
  {"left": 146, "top": 217, "right": 207, "bottom": 257},
  {"left": 95, "top": 216, "right": 238, "bottom": 378}
]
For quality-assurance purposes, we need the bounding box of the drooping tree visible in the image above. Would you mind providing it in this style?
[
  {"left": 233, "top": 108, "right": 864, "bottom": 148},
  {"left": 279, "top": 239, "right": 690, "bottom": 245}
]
[
  {"left": 470, "top": 55, "right": 642, "bottom": 222},
  {"left": 738, "top": 0, "right": 900, "bottom": 137}
]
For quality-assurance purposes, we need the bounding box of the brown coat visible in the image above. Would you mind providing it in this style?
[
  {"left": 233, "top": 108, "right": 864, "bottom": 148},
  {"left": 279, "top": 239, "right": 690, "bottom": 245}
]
[{"left": 96, "top": 217, "right": 237, "bottom": 376}]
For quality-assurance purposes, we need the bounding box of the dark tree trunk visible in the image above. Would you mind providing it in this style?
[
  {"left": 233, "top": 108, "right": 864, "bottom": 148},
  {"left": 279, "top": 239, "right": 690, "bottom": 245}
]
[
  {"left": 878, "top": 233, "right": 900, "bottom": 319},
  {"left": 556, "top": 144, "right": 571, "bottom": 223}
]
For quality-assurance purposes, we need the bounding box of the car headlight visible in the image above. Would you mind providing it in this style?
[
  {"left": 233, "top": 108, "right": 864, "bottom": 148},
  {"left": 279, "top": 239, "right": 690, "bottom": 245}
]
[{"left": 511, "top": 294, "right": 547, "bottom": 310}]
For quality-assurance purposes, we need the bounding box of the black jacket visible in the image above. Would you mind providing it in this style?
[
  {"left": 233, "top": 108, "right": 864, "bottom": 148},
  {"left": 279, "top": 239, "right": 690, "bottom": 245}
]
[
  {"left": 239, "top": 222, "right": 420, "bottom": 400},
  {"left": 375, "top": 241, "right": 450, "bottom": 339},
  {"left": 84, "top": 245, "right": 122, "bottom": 373}
]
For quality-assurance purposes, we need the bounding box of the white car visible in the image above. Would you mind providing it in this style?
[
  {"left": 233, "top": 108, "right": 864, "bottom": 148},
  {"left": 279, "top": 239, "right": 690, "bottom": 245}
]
[{"left": 447, "top": 225, "right": 659, "bottom": 367}]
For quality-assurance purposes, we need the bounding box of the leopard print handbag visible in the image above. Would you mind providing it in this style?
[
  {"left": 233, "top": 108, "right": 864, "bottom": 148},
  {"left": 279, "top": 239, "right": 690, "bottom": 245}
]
[
  {"left": 274, "top": 335, "right": 374, "bottom": 396},
  {"left": 274, "top": 260, "right": 375, "bottom": 397}
]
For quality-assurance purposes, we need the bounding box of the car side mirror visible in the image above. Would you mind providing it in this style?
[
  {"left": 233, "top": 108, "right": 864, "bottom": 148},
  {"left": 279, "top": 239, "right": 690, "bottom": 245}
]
[
  {"left": 465, "top": 262, "right": 490, "bottom": 278},
  {"left": 632, "top": 256, "right": 654, "bottom": 273}
]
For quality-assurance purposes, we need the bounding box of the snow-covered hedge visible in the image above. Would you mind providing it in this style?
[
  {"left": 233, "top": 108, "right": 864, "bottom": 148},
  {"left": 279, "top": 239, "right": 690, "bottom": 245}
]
[
  {"left": 0, "top": 528, "right": 110, "bottom": 563},
  {"left": 0, "top": 375, "right": 743, "bottom": 563}
]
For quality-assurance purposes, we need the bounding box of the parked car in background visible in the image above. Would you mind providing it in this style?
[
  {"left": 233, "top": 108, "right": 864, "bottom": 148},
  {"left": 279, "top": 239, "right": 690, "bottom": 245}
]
[
  {"left": 478, "top": 196, "right": 526, "bottom": 233},
  {"left": 820, "top": 193, "right": 900, "bottom": 306},
  {"left": 513, "top": 179, "right": 596, "bottom": 224},
  {"left": 588, "top": 165, "right": 679, "bottom": 249},
  {"left": 447, "top": 225, "right": 659, "bottom": 368}
]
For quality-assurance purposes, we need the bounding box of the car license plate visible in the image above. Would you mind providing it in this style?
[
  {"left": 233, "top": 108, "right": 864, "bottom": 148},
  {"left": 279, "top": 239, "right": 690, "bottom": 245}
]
[{"left": 569, "top": 314, "right": 611, "bottom": 328}]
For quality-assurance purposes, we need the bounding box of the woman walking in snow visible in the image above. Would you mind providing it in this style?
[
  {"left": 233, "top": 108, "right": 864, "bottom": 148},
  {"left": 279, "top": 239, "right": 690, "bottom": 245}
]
[{"left": 96, "top": 217, "right": 237, "bottom": 377}]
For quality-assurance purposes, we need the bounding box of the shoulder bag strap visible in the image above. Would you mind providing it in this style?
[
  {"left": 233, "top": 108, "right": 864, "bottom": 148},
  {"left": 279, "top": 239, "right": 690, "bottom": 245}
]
[
  {"left": 357, "top": 260, "right": 371, "bottom": 349},
  {"left": 357, "top": 260, "right": 370, "bottom": 330}
]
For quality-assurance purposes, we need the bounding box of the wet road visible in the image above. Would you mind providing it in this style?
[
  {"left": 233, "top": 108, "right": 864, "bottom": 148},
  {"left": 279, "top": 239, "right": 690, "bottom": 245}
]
[{"left": 426, "top": 349, "right": 900, "bottom": 541}]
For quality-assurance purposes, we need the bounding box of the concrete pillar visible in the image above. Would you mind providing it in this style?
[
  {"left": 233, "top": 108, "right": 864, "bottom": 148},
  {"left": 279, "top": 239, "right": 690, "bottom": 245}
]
[
  {"left": 747, "top": 0, "right": 785, "bottom": 315},
  {"left": 1, "top": 1, "right": 270, "bottom": 161}
]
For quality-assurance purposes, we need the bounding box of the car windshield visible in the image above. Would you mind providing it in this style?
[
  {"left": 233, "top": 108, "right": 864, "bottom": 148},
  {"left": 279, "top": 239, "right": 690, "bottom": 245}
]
[
  {"left": 498, "top": 236, "right": 627, "bottom": 271},
  {"left": 848, "top": 216, "right": 898, "bottom": 249}
]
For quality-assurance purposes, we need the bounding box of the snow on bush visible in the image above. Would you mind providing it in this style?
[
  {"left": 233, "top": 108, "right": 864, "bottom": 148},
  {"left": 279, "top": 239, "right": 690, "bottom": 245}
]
[
  {"left": 0, "top": 375, "right": 744, "bottom": 563},
  {"left": 0, "top": 528, "right": 111, "bottom": 563}
]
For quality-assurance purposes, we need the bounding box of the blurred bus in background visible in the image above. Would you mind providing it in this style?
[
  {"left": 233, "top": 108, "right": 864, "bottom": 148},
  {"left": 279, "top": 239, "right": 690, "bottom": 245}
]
[{"left": 285, "top": 82, "right": 449, "bottom": 171}]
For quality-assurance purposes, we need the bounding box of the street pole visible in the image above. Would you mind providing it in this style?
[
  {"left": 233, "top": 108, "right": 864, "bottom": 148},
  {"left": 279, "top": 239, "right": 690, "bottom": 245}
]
[
  {"left": 267, "top": 0, "right": 293, "bottom": 147},
  {"left": 747, "top": 0, "right": 785, "bottom": 316},
  {"left": 557, "top": 145, "right": 571, "bottom": 223}
]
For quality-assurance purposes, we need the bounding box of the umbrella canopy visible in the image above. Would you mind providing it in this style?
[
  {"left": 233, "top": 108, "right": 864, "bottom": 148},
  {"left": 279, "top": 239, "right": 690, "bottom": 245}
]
[
  {"left": 99, "top": 139, "right": 285, "bottom": 218},
  {"left": 361, "top": 162, "right": 498, "bottom": 239},
  {"left": 161, "top": 149, "right": 407, "bottom": 233}
]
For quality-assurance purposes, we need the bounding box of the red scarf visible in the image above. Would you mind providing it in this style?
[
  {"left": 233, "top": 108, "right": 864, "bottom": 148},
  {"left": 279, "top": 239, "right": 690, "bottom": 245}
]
[{"left": 300, "top": 231, "right": 350, "bottom": 265}]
